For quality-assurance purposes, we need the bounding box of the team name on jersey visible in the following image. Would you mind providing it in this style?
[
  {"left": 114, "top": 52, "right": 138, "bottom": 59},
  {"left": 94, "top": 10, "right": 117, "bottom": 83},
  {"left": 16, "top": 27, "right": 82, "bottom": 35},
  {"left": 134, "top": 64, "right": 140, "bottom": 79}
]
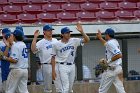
[
  {"left": 60, "top": 46, "right": 74, "bottom": 53},
  {"left": 46, "top": 44, "right": 52, "bottom": 50}
]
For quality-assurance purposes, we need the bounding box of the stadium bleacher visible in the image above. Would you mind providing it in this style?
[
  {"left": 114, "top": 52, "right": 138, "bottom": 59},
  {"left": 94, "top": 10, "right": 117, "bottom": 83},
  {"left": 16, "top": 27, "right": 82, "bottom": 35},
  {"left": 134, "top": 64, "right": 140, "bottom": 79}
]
[{"left": 0, "top": 0, "right": 139, "bottom": 24}]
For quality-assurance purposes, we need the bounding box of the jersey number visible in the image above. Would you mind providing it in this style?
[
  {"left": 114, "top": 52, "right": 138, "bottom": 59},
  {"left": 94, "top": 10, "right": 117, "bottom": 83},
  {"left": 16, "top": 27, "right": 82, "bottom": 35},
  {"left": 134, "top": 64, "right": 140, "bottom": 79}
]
[
  {"left": 71, "top": 51, "right": 74, "bottom": 56},
  {"left": 22, "top": 48, "right": 28, "bottom": 58}
]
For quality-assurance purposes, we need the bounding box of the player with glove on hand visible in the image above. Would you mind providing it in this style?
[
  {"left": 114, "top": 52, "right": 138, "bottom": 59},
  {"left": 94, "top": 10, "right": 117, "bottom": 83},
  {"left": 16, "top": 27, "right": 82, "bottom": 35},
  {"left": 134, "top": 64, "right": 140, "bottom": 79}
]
[
  {"left": 96, "top": 28, "right": 126, "bottom": 93},
  {"left": 95, "top": 58, "right": 108, "bottom": 78}
]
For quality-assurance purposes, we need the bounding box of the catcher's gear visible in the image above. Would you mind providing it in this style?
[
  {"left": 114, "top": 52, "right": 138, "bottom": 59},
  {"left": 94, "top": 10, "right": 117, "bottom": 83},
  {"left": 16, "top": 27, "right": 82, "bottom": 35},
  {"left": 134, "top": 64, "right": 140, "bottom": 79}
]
[{"left": 95, "top": 58, "right": 108, "bottom": 77}]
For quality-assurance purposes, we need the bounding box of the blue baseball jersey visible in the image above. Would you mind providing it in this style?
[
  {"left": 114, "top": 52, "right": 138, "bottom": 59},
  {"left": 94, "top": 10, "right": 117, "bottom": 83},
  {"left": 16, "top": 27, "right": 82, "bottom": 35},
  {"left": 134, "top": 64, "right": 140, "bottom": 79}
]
[{"left": 0, "top": 41, "right": 10, "bottom": 82}]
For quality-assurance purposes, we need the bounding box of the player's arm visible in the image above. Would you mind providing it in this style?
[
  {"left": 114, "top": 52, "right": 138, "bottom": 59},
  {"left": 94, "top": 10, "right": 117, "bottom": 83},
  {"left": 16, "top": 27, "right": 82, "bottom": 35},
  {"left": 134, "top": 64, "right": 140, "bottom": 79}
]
[
  {"left": 51, "top": 44, "right": 57, "bottom": 80},
  {"left": 51, "top": 55, "right": 56, "bottom": 80},
  {"left": 76, "top": 23, "right": 90, "bottom": 43},
  {"left": 96, "top": 30, "right": 107, "bottom": 46},
  {"left": 2, "top": 45, "right": 18, "bottom": 63},
  {"left": 31, "top": 30, "right": 40, "bottom": 53},
  {"left": 110, "top": 54, "right": 122, "bottom": 63},
  {"left": 3, "top": 56, "right": 17, "bottom": 63},
  {"left": 107, "top": 44, "right": 122, "bottom": 63}
]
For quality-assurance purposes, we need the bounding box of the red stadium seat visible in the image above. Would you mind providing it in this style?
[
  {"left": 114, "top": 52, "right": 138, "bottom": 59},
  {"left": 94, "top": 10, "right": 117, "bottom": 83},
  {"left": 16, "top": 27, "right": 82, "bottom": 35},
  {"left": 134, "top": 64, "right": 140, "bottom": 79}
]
[
  {"left": 42, "top": 4, "right": 62, "bottom": 13},
  {"left": 0, "top": 14, "right": 19, "bottom": 24},
  {"left": 127, "top": 0, "right": 139, "bottom": 3},
  {"left": 23, "top": 5, "right": 43, "bottom": 14},
  {"left": 0, "top": 7, "right": 4, "bottom": 14},
  {"left": 80, "top": 3, "right": 101, "bottom": 12},
  {"left": 3, "top": 5, "right": 23, "bottom": 14},
  {"left": 50, "top": 0, "right": 68, "bottom": 3},
  {"left": 68, "top": 0, "right": 86, "bottom": 3},
  {"left": 88, "top": 0, "right": 104, "bottom": 3},
  {"left": 37, "top": 13, "right": 58, "bottom": 23},
  {"left": 62, "top": 3, "right": 80, "bottom": 12},
  {"left": 106, "top": 0, "right": 123, "bottom": 2},
  {"left": 137, "top": 2, "right": 140, "bottom": 9},
  {"left": 9, "top": 0, "right": 28, "bottom": 4},
  {"left": 0, "top": 0, "right": 8, "bottom": 5},
  {"left": 28, "top": 0, "right": 48, "bottom": 4},
  {"left": 17, "top": 13, "right": 38, "bottom": 23},
  {"left": 57, "top": 12, "right": 77, "bottom": 22},
  {"left": 100, "top": 2, "right": 119, "bottom": 12},
  {"left": 119, "top": 2, "right": 138, "bottom": 10},
  {"left": 134, "top": 10, "right": 140, "bottom": 18},
  {"left": 76, "top": 12, "right": 96, "bottom": 22},
  {"left": 115, "top": 10, "right": 136, "bottom": 20},
  {"left": 95, "top": 11, "right": 116, "bottom": 21}
]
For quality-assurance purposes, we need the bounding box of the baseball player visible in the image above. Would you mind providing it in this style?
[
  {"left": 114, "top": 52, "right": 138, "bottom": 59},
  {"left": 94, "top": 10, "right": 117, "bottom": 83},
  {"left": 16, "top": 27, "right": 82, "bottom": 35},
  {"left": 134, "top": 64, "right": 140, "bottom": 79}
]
[
  {"left": 96, "top": 28, "right": 126, "bottom": 93},
  {"left": 2, "top": 29, "right": 29, "bottom": 93},
  {"left": 31, "top": 24, "right": 57, "bottom": 93},
  {"left": 0, "top": 28, "right": 12, "bottom": 93},
  {"left": 51, "top": 23, "right": 90, "bottom": 93}
]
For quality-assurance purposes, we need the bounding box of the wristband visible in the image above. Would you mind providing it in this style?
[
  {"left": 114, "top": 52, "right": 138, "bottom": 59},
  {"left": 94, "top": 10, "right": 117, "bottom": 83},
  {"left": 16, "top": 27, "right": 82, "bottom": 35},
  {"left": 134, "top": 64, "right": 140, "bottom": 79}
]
[
  {"left": 2, "top": 56, "right": 8, "bottom": 60},
  {"left": 107, "top": 59, "right": 112, "bottom": 63}
]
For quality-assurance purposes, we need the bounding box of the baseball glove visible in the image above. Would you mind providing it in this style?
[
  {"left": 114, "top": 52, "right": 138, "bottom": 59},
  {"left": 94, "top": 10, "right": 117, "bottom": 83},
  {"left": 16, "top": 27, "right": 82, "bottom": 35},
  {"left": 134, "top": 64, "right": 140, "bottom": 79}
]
[{"left": 95, "top": 58, "right": 108, "bottom": 77}]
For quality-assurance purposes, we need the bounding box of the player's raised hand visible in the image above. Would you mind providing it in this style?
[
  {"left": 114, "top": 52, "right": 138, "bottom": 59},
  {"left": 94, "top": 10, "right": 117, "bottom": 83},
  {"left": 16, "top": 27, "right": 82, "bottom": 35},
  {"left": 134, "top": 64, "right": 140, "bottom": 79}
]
[
  {"left": 96, "top": 30, "right": 102, "bottom": 39},
  {"left": 34, "top": 30, "right": 40, "bottom": 38},
  {"left": 76, "top": 23, "right": 84, "bottom": 33}
]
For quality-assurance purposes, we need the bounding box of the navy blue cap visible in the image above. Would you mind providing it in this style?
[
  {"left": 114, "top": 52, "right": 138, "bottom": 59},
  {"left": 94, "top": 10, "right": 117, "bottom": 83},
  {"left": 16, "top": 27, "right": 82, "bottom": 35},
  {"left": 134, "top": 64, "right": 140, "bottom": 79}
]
[
  {"left": 2, "top": 28, "right": 11, "bottom": 34},
  {"left": 4, "top": 32, "right": 12, "bottom": 39},
  {"left": 105, "top": 28, "right": 115, "bottom": 36},
  {"left": 43, "top": 24, "right": 54, "bottom": 31},
  {"left": 13, "top": 29, "right": 24, "bottom": 37},
  {"left": 61, "top": 27, "right": 73, "bottom": 34},
  {"left": 16, "top": 26, "right": 23, "bottom": 32}
]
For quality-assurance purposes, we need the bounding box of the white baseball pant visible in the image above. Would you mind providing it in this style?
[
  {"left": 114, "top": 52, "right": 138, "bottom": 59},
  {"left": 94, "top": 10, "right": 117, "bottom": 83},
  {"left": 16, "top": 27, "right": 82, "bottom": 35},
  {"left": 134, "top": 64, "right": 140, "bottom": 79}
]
[
  {"left": 99, "top": 65, "right": 126, "bottom": 93},
  {"left": 5, "top": 69, "right": 29, "bottom": 93},
  {"left": 41, "top": 64, "right": 52, "bottom": 92},
  {"left": 54, "top": 63, "right": 75, "bottom": 93},
  {"left": 0, "top": 69, "right": 2, "bottom": 93}
]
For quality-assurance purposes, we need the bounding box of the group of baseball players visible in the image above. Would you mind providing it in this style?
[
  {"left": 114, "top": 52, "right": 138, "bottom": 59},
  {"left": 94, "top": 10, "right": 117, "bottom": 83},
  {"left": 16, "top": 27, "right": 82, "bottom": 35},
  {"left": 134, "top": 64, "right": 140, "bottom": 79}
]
[
  {"left": 0, "top": 23, "right": 126, "bottom": 93},
  {"left": 0, "top": 26, "right": 29, "bottom": 93}
]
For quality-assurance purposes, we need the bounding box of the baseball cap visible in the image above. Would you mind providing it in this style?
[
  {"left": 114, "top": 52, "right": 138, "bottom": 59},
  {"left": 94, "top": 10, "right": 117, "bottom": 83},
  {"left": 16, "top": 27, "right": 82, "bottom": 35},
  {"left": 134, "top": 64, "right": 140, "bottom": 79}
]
[
  {"left": 43, "top": 24, "right": 54, "bottom": 31},
  {"left": 61, "top": 27, "right": 73, "bottom": 34},
  {"left": 4, "top": 32, "right": 12, "bottom": 39},
  {"left": 16, "top": 26, "right": 23, "bottom": 32},
  {"left": 2, "top": 28, "right": 11, "bottom": 34},
  {"left": 13, "top": 29, "right": 24, "bottom": 37},
  {"left": 105, "top": 28, "right": 115, "bottom": 36}
]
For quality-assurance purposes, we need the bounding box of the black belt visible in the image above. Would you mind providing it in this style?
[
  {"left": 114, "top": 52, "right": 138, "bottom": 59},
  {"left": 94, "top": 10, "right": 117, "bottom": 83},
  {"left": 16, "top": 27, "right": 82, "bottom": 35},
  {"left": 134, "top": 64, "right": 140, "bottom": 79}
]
[
  {"left": 41, "top": 63, "right": 50, "bottom": 65},
  {"left": 58, "top": 62, "right": 73, "bottom": 65}
]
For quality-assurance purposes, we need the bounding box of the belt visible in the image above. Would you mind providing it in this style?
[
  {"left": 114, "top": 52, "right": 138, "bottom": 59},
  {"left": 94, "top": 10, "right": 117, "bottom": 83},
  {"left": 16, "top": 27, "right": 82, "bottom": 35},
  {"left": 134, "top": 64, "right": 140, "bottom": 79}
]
[
  {"left": 58, "top": 62, "right": 74, "bottom": 65},
  {"left": 108, "top": 66, "right": 115, "bottom": 70},
  {"left": 41, "top": 63, "right": 50, "bottom": 65}
]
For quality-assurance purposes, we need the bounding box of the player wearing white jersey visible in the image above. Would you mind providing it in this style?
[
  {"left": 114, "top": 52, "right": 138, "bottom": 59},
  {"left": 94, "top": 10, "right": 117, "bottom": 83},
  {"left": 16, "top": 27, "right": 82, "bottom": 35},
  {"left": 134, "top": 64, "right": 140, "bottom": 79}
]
[
  {"left": 96, "top": 28, "right": 126, "bottom": 93},
  {"left": 2, "top": 29, "right": 29, "bottom": 93},
  {"left": 31, "top": 24, "right": 57, "bottom": 93},
  {"left": 51, "top": 23, "right": 90, "bottom": 93}
]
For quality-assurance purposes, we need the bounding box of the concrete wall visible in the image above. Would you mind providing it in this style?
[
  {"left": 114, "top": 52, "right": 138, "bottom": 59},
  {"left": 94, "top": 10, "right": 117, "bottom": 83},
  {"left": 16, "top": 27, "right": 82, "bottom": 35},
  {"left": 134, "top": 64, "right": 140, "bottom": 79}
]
[
  {"left": 28, "top": 80, "right": 140, "bottom": 93},
  {"left": 1, "top": 23, "right": 140, "bottom": 35}
]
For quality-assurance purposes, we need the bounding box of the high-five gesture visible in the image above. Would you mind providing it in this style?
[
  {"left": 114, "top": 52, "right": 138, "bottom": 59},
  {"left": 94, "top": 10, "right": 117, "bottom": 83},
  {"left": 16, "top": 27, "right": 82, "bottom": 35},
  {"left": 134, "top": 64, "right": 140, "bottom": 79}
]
[
  {"left": 96, "top": 30, "right": 102, "bottom": 39},
  {"left": 96, "top": 30, "right": 106, "bottom": 46},
  {"left": 76, "top": 23, "right": 84, "bottom": 33},
  {"left": 34, "top": 30, "right": 40, "bottom": 38}
]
